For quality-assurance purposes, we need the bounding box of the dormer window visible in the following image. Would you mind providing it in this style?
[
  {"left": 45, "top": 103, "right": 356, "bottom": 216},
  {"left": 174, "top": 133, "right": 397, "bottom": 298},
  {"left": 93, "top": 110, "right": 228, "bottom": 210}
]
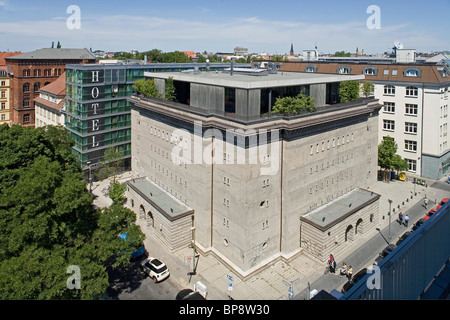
[
  {"left": 404, "top": 67, "right": 421, "bottom": 78},
  {"left": 363, "top": 67, "right": 378, "bottom": 76},
  {"left": 337, "top": 66, "right": 351, "bottom": 74},
  {"left": 305, "top": 65, "right": 317, "bottom": 73}
]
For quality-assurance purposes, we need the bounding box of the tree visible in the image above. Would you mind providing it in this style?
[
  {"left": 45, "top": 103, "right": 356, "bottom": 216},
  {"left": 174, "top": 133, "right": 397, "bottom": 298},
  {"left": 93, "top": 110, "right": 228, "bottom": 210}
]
[
  {"left": 97, "top": 146, "right": 124, "bottom": 184},
  {"left": 0, "top": 124, "right": 145, "bottom": 299},
  {"left": 132, "top": 79, "right": 162, "bottom": 99},
  {"left": 333, "top": 51, "right": 351, "bottom": 57},
  {"left": 378, "top": 136, "right": 408, "bottom": 181},
  {"left": 339, "top": 81, "right": 360, "bottom": 103},
  {"left": 362, "top": 80, "right": 375, "bottom": 97},
  {"left": 272, "top": 94, "right": 317, "bottom": 116},
  {"left": 57, "top": 41, "right": 61, "bottom": 48},
  {"left": 109, "top": 182, "right": 126, "bottom": 205},
  {"left": 165, "top": 77, "right": 176, "bottom": 101}
]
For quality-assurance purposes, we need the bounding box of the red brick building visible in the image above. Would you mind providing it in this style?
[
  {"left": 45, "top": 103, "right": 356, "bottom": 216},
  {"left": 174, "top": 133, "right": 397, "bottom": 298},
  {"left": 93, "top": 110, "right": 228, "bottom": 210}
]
[{"left": 5, "top": 48, "right": 96, "bottom": 126}]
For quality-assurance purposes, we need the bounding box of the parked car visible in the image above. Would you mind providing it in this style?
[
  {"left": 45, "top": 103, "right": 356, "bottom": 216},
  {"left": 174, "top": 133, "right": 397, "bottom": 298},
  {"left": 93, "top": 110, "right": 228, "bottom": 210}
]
[
  {"left": 437, "top": 198, "right": 449, "bottom": 210},
  {"left": 341, "top": 268, "right": 368, "bottom": 294},
  {"left": 424, "top": 209, "right": 437, "bottom": 221},
  {"left": 175, "top": 289, "right": 206, "bottom": 300},
  {"left": 140, "top": 257, "right": 170, "bottom": 283},
  {"left": 374, "top": 244, "right": 397, "bottom": 266},
  {"left": 395, "top": 231, "right": 412, "bottom": 246},
  {"left": 411, "top": 218, "right": 426, "bottom": 232}
]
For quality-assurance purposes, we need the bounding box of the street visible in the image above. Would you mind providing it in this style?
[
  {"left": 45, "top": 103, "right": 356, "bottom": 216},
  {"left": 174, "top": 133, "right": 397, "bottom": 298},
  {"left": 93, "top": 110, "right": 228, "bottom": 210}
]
[{"left": 105, "top": 259, "right": 183, "bottom": 300}]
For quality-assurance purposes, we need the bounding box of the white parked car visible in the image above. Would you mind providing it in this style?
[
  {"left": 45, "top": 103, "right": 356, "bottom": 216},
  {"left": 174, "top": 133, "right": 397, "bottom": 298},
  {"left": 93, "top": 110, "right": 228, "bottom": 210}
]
[{"left": 140, "top": 257, "right": 170, "bottom": 283}]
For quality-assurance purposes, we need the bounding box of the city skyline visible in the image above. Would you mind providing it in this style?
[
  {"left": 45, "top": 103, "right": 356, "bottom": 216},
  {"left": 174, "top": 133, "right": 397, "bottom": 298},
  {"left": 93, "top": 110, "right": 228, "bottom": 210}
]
[{"left": 0, "top": 0, "right": 449, "bottom": 55}]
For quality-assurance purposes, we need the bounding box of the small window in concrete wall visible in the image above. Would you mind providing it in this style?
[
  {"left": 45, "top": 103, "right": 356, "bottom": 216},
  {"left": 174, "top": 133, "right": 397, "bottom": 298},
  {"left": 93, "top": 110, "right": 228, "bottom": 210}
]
[{"left": 225, "top": 87, "right": 236, "bottom": 114}]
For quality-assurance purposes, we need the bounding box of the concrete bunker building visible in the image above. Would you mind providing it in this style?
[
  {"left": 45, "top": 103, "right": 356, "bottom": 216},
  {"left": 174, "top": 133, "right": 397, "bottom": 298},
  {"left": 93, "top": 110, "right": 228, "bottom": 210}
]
[{"left": 126, "top": 66, "right": 383, "bottom": 278}]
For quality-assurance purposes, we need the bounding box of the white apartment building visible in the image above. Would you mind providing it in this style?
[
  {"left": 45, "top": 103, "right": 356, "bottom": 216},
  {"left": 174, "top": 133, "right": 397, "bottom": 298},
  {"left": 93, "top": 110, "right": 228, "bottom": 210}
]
[
  {"left": 34, "top": 72, "right": 65, "bottom": 128},
  {"left": 279, "top": 57, "right": 450, "bottom": 180}
]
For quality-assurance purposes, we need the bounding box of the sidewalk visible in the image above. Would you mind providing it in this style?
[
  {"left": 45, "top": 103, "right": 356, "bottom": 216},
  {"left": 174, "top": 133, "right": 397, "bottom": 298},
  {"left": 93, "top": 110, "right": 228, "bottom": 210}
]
[{"left": 93, "top": 172, "right": 450, "bottom": 300}]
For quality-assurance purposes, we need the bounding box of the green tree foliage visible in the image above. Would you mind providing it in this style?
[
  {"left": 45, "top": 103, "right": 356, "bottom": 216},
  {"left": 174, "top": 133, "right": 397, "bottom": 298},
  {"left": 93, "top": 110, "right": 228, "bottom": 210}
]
[
  {"left": 109, "top": 182, "right": 126, "bottom": 205},
  {"left": 378, "top": 136, "right": 408, "bottom": 181},
  {"left": 165, "top": 77, "right": 176, "bottom": 102},
  {"left": 0, "top": 124, "right": 144, "bottom": 299},
  {"left": 97, "top": 146, "right": 124, "bottom": 184},
  {"left": 133, "top": 79, "right": 162, "bottom": 99},
  {"left": 333, "top": 51, "right": 351, "bottom": 57},
  {"left": 339, "top": 81, "right": 360, "bottom": 103},
  {"left": 272, "top": 94, "right": 317, "bottom": 116}
]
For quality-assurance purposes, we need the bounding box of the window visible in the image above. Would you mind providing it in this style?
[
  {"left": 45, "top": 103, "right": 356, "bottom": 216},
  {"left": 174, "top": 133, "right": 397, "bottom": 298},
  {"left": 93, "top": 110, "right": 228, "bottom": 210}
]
[
  {"left": 406, "top": 159, "right": 417, "bottom": 172},
  {"left": 0, "top": 81, "right": 5, "bottom": 86},
  {"left": 363, "top": 67, "right": 378, "bottom": 76},
  {"left": 337, "top": 66, "right": 351, "bottom": 74},
  {"left": 405, "top": 104, "right": 418, "bottom": 115},
  {"left": 0, "top": 91, "right": 4, "bottom": 98},
  {"left": 392, "top": 70, "right": 398, "bottom": 76},
  {"left": 23, "top": 69, "right": 30, "bottom": 77},
  {"left": 404, "top": 68, "right": 421, "bottom": 78},
  {"left": 384, "top": 85, "right": 396, "bottom": 95},
  {"left": 383, "top": 69, "right": 389, "bottom": 76},
  {"left": 23, "top": 114, "right": 30, "bottom": 123},
  {"left": 23, "top": 83, "right": 30, "bottom": 93},
  {"left": 405, "top": 140, "right": 417, "bottom": 152},
  {"left": 406, "top": 86, "right": 418, "bottom": 97},
  {"left": 1, "top": 114, "right": 5, "bottom": 121},
  {"left": 1, "top": 102, "right": 5, "bottom": 110},
  {"left": 405, "top": 122, "right": 418, "bottom": 134},
  {"left": 384, "top": 102, "right": 395, "bottom": 113},
  {"left": 383, "top": 120, "right": 395, "bottom": 131},
  {"left": 23, "top": 98, "right": 30, "bottom": 107},
  {"left": 34, "top": 82, "right": 40, "bottom": 92},
  {"left": 33, "top": 69, "right": 41, "bottom": 77},
  {"left": 305, "top": 65, "right": 317, "bottom": 73}
]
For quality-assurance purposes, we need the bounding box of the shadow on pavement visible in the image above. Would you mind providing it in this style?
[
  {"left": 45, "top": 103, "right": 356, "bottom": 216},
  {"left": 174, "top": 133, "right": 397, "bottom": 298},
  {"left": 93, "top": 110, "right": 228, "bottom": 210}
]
[{"left": 105, "top": 260, "right": 146, "bottom": 299}]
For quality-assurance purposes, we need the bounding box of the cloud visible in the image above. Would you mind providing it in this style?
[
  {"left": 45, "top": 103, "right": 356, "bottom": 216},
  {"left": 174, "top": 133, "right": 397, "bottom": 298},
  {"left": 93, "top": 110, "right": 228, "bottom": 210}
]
[{"left": 0, "top": 11, "right": 446, "bottom": 53}]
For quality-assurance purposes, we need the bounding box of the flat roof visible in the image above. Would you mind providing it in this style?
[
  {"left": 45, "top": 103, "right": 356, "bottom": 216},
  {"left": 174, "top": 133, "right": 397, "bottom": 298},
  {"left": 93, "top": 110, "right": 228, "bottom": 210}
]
[
  {"left": 301, "top": 188, "right": 380, "bottom": 231},
  {"left": 5, "top": 48, "right": 95, "bottom": 61},
  {"left": 145, "top": 70, "right": 364, "bottom": 90},
  {"left": 127, "top": 177, "right": 194, "bottom": 221}
]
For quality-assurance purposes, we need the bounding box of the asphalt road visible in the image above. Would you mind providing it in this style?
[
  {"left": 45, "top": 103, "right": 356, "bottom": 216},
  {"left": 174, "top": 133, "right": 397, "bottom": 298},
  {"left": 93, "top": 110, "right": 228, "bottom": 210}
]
[{"left": 105, "top": 259, "right": 183, "bottom": 300}]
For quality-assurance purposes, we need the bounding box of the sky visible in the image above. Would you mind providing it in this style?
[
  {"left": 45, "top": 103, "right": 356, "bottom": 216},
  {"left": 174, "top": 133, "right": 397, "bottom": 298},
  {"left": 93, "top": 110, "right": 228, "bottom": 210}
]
[{"left": 0, "top": 0, "right": 449, "bottom": 55}]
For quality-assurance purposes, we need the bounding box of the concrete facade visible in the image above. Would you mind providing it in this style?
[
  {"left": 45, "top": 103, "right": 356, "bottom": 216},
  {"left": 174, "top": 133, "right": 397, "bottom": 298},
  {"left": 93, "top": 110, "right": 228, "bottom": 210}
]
[{"left": 128, "top": 71, "right": 382, "bottom": 277}]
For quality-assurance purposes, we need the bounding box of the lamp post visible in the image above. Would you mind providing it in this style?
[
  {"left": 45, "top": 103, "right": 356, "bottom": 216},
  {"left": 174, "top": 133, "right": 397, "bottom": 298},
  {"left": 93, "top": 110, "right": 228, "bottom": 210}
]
[
  {"left": 388, "top": 199, "right": 393, "bottom": 243},
  {"left": 190, "top": 226, "right": 197, "bottom": 276},
  {"left": 87, "top": 161, "right": 92, "bottom": 194}
]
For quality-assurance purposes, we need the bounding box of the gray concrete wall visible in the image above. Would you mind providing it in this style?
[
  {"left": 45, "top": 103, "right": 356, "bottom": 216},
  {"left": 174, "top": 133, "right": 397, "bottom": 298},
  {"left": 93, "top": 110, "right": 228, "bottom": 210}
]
[{"left": 154, "top": 78, "right": 166, "bottom": 98}]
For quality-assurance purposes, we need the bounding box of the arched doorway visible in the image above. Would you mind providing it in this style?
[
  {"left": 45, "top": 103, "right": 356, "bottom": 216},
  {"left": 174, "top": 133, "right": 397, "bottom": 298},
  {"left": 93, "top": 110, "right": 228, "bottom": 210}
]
[
  {"left": 345, "top": 225, "right": 354, "bottom": 242},
  {"left": 355, "top": 218, "right": 363, "bottom": 235},
  {"left": 139, "top": 204, "right": 145, "bottom": 220},
  {"left": 147, "top": 211, "right": 154, "bottom": 228}
]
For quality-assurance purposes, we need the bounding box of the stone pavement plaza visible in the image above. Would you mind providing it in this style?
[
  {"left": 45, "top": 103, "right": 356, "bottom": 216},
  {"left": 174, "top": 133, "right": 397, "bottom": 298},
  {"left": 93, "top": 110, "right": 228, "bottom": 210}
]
[{"left": 92, "top": 172, "right": 450, "bottom": 300}]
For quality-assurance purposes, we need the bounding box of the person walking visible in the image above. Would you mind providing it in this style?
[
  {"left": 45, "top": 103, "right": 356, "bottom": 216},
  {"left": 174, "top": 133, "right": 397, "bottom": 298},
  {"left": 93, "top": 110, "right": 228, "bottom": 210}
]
[
  {"left": 404, "top": 214, "right": 410, "bottom": 227},
  {"left": 424, "top": 198, "right": 429, "bottom": 209},
  {"left": 398, "top": 212, "right": 403, "bottom": 225},
  {"left": 340, "top": 262, "right": 348, "bottom": 278},
  {"left": 347, "top": 266, "right": 353, "bottom": 282}
]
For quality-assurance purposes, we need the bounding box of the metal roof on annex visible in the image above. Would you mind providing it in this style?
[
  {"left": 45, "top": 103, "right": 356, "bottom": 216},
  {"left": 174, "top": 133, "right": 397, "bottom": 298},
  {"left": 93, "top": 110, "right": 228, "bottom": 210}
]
[
  {"left": 301, "top": 188, "right": 381, "bottom": 231},
  {"left": 126, "top": 177, "right": 194, "bottom": 221}
]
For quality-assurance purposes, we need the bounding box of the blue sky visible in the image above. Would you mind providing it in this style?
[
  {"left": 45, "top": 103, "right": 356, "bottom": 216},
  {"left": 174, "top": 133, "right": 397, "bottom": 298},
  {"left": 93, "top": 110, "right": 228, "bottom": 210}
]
[{"left": 0, "top": 0, "right": 449, "bottom": 54}]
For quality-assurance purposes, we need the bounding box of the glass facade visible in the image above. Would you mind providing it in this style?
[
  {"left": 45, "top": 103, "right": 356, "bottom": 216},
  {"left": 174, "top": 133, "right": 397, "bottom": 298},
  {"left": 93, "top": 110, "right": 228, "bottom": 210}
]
[{"left": 65, "top": 66, "right": 148, "bottom": 168}]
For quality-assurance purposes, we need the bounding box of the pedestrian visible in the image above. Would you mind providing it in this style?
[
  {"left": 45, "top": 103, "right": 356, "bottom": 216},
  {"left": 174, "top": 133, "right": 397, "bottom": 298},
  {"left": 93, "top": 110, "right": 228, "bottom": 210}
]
[
  {"left": 340, "top": 262, "right": 347, "bottom": 278},
  {"left": 332, "top": 259, "right": 337, "bottom": 274},
  {"left": 424, "top": 198, "right": 429, "bottom": 209},
  {"left": 347, "top": 266, "right": 353, "bottom": 282},
  {"left": 328, "top": 257, "right": 335, "bottom": 274},
  {"left": 398, "top": 212, "right": 403, "bottom": 225},
  {"left": 404, "top": 214, "right": 410, "bottom": 227}
]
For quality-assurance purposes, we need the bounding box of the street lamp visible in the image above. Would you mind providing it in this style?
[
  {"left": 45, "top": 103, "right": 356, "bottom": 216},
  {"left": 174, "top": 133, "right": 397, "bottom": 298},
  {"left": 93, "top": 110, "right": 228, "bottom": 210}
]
[
  {"left": 87, "top": 161, "right": 92, "bottom": 194},
  {"left": 388, "top": 199, "right": 393, "bottom": 243}
]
